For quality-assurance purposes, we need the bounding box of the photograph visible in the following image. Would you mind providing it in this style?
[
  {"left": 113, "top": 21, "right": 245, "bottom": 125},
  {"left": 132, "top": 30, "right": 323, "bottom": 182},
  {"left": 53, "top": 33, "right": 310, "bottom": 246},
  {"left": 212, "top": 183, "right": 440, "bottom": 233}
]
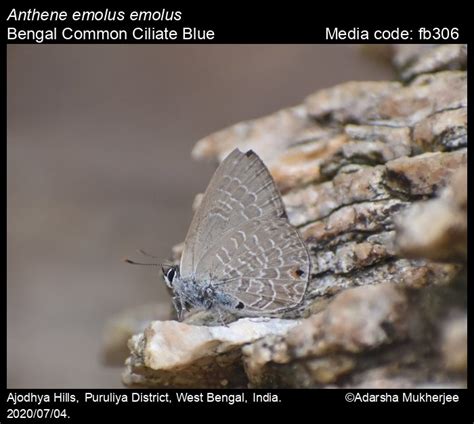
[{"left": 7, "top": 42, "right": 467, "bottom": 391}]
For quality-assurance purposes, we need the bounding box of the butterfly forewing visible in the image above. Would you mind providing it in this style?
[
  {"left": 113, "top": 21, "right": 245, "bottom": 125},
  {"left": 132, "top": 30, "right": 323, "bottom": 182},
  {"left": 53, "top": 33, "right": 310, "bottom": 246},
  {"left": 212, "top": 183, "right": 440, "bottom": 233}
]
[{"left": 180, "top": 149, "right": 286, "bottom": 278}]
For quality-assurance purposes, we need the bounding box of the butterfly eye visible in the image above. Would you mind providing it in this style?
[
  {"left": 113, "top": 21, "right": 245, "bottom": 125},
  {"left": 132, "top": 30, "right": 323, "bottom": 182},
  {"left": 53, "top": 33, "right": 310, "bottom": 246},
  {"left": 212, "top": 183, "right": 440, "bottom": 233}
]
[{"left": 166, "top": 268, "right": 176, "bottom": 283}]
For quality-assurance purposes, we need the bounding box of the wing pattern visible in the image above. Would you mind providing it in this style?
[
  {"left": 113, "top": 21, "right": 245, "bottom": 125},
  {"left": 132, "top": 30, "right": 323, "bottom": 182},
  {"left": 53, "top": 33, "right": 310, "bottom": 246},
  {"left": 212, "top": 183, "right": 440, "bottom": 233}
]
[
  {"left": 180, "top": 149, "right": 285, "bottom": 278},
  {"left": 196, "top": 218, "right": 310, "bottom": 312}
]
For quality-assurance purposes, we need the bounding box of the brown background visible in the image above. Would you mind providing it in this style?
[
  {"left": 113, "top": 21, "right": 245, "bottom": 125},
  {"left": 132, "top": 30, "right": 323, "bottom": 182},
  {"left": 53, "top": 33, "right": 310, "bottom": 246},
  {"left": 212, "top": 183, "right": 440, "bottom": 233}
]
[{"left": 7, "top": 45, "right": 392, "bottom": 388}]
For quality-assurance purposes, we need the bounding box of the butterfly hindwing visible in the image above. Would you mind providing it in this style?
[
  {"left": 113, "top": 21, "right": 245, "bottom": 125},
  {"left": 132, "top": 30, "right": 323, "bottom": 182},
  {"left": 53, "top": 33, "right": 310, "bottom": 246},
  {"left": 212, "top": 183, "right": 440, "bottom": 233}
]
[{"left": 195, "top": 218, "right": 310, "bottom": 312}]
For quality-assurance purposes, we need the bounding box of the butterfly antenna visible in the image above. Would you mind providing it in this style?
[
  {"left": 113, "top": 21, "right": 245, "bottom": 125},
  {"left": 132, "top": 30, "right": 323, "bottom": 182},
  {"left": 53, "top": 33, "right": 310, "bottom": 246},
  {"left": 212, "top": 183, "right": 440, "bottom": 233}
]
[
  {"left": 136, "top": 249, "right": 160, "bottom": 259},
  {"left": 123, "top": 257, "right": 159, "bottom": 266}
]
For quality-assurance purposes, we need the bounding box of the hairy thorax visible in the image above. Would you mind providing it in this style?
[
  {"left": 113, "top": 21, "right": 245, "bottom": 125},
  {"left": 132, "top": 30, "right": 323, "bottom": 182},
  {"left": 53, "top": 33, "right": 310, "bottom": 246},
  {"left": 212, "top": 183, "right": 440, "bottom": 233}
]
[{"left": 172, "top": 277, "right": 245, "bottom": 320}]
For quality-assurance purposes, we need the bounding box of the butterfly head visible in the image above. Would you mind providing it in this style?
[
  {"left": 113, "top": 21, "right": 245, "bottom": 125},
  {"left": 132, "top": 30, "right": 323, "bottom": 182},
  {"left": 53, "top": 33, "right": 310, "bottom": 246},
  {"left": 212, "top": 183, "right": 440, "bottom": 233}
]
[{"left": 162, "top": 264, "right": 179, "bottom": 289}]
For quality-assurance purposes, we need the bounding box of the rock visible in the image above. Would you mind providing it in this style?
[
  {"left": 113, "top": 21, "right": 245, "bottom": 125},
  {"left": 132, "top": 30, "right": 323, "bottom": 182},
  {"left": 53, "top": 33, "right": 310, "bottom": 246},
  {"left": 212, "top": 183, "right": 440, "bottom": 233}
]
[
  {"left": 441, "top": 314, "right": 467, "bottom": 373},
  {"left": 319, "top": 125, "right": 412, "bottom": 177},
  {"left": 284, "top": 165, "right": 389, "bottom": 227},
  {"left": 117, "top": 44, "right": 466, "bottom": 388},
  {"left": 192, "top": 106, "right": 312, "bottom": 165},
  {"left": 123, "top": 318, "right": 299, "bottom": 388},
  {"left": 290, "top": 284, "right": 410, "bottom": 355},
  {"left": 269, "top": 133, "right": 346, "bottom": 193},
  {"left": 392, "top": 44, "right": 467, "bottom": 81},
  {"left": 243, "top": 281, "right": 466, "bottom": 388},
  {"left": 375, "top": 71, "right": 466, "bottom": 126},
  {"left": 191, "top": 72, "right": 466, "bottom": 198},
  {"left": 391, "top": 44, "right": 436, "bottom": 71},
  {"left": 243, "top": 284, "right": 411, "bottom": 387},
  {"left": 385, "top": 149, "right": 467, "bottom": 197},
  {"left": 301, "top": 199, "right": 407, "bottom": 250},
  {"left": 395, "top": 166, "right": 467, "bottom": 262},
  {"left": 412, "top": 107, "right": 467, "bottom": 152},
  {"left": 102, "top": 303, "right": 171, "bottom": 366},
  {"left": 305, "top": 260, "right": 459, "bottom": 300},
  {"left": 305, "top": 81, "right": 401, "bottom": 124}
]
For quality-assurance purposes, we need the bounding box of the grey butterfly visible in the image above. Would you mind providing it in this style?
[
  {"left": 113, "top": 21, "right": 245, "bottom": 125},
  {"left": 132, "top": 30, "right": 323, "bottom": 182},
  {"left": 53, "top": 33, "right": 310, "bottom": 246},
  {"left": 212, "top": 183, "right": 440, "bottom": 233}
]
[{"left": 162, "top": 148, "right": 310, "bottom": 321}]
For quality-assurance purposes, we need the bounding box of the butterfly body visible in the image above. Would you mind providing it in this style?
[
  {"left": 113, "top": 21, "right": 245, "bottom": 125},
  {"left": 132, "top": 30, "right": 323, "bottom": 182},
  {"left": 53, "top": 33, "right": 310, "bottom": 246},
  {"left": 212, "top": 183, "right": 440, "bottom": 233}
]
[
  {"left": 163, "top": 266, "right": 246, "bottom": 320},
  {"left": 162, "top": 149, "right": 310, "bottom": 322}
]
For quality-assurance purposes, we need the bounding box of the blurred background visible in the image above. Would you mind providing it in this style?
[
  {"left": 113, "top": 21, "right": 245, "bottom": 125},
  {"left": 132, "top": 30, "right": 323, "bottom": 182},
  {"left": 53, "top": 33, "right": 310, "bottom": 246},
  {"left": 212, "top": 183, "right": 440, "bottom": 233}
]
[{"left": 7, "top": 45, "right": 393, "bottom": 388}]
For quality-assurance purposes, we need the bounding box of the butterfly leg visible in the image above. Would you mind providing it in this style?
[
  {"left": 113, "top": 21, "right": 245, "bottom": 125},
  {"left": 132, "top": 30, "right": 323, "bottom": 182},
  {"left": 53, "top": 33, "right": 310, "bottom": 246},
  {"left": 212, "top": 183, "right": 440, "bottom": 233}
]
[
  {"left": 216, "top": 308, "right": 228, "bottom": 327},
  {"left": 172, "top": 295, "right": 185, "bottom": 321}
]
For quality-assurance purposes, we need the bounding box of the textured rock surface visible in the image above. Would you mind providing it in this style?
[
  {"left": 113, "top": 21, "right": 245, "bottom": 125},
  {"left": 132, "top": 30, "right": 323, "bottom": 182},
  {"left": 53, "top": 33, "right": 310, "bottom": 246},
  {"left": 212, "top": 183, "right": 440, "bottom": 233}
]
[
  {"left": 391, "top": 44, "right": 467, "bottom": 81},
  {"left": 243, "top": 281, "right": 466, "bottom": 388},
  {"left": 441, "top": 314, "right": 467, "bottom": 373},
  {"left": 123, "top": 318, "right": 299, "bottom": 388},
  {"left": 243, "top": 284, "right": 408, "bottom": 387},
  {"left": 395, "top": 166, "right": 467, "bottom": 262},
  {"left": 102, "top": 303, "right": 171, "bottom": 366},
  {"left": 118, "top": 44, "right": 466, "bottom": 388}
]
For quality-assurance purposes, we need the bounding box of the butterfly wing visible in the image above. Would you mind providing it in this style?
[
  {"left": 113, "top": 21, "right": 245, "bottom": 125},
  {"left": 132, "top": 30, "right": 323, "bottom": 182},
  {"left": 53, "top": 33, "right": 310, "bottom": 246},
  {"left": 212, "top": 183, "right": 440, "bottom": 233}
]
[
  {"left": 179, "top": 149, "right": 286, "bottom": 279},
  {"left": 195, "top": 218, "right": 310, "bottom": 312}
]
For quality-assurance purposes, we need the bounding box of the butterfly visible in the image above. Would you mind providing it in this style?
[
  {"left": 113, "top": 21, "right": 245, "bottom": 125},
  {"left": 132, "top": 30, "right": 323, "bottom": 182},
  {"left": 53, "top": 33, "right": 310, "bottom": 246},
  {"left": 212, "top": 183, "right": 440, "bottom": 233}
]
[{"left": 161, "top": 148, "right": 310, "bottom": 322}]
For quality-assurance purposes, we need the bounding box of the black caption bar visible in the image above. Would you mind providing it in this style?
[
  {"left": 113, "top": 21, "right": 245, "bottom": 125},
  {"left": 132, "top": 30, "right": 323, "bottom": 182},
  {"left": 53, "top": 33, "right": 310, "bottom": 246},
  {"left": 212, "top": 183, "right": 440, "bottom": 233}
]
[
  {"left": 1, "top": 389, "right": 471, "bottom": 420},
  {"left": 3, "top": 8, "right": 467, "bottom": 43}
]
